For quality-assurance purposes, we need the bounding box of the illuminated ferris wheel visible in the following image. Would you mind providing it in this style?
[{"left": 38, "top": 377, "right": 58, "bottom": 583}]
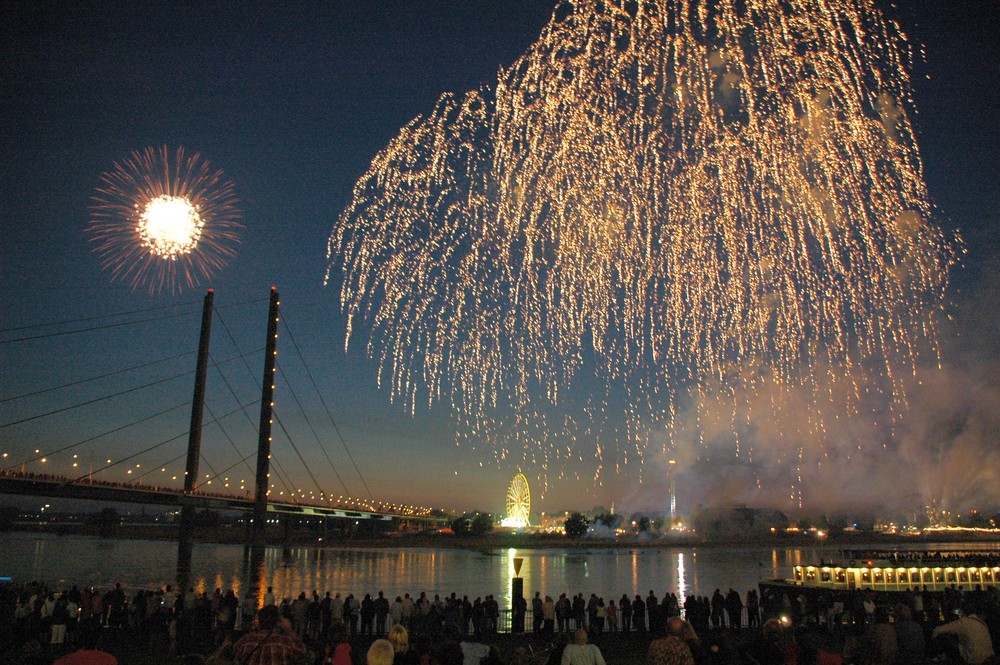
[{"left": 505, "top": 473, "right": 531, "bottom": 528}]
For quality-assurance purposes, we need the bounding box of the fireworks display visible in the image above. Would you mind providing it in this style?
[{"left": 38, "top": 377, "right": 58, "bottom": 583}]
[
  {"left": 88, "top": 146, "right": 242, "bottom": 294},
  {"left": 325, "top": 0, "right": 959, "bottom": 498}
]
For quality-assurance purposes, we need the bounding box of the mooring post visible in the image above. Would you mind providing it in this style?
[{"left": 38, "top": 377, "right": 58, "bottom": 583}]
[
  {"left": 176, "top": 289, "right": 214, "bottom": 595},
  {"left": 247, "top": 287, "right": 280, "bottom": 606},
  {"left": 282, "top": 515, "right": 293, "bottom": 562}
]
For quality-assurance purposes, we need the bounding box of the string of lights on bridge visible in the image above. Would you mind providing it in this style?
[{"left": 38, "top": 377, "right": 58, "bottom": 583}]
[{"left": 1, "top": 295, "right": 439, "bottom": 519}]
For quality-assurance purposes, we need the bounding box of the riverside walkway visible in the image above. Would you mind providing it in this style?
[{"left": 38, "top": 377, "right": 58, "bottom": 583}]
[{"left": 3, "top": 577, "right": 999, "bottom": 665}]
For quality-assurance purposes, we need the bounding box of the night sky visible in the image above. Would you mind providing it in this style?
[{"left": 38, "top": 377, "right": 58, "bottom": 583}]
[{"left": 2, "top": 1, "right": 998, "bottom": 517}]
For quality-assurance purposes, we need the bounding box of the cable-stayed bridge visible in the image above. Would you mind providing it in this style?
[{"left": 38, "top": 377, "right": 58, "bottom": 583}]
[
  {"left": 1, "top": 288, "right": 445, "bottom": 593},
  {"left": 0, "top": 472, "right": 429, "bottom": 521}
]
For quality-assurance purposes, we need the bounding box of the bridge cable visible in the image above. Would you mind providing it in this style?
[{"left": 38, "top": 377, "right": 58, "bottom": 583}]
[
  {"left": 60, "top": 400, "right": 254, "bottom": 487},
  {"left": 198, "top": 399, "right": 297, "bottom": 499},
  {"left": 200, "top": 397, "right": 295, "bottom": 499},
  {"left": 268, "top": 408, "right": 327, "bottom": 501},
  {"left": 199, "top": 456, "right": 223, "bottom": 490},
  {"left": 208, "top": 306, "right": 298, "bottom": 498},
  {"left": 2, "top": 399, "right": 190, "bottom": 473},
  {"left": 201, "top": 400, "right": 260, "bottom": 481},
  {"left": 0, "top": 300, "right": 199, "bottom": 334},
  {"left": 268, "top": 456, "right": 299, "bottom": 504},
  {"left": 205, "top": 350, "right": 297, "bottom": 497},
  {"left": 1, "top": 349, "right": 196, "bottom": 404},
  {"left": 274, "top": 361, "right": 352, "bottom": 497},
  {"left": 198, "top": 446, "right": 257, "bottom": 488},
  {"left": 0, "top": 309, "right": 199, "bottom": 345},
  {"left": 126, "top": 450, "right": 222, "bottom": 489},
  {"left": 1, "top": 368, "right": 194, "bottom": 429},
  {"left": 127, "top": 450, "right": 187, "bottom": 486},
  {"left": 279, "top": 311, "right": 374, "bottom": 499},
  {"left": 126, "top": 396, "right": 254, "bottom": 488}
]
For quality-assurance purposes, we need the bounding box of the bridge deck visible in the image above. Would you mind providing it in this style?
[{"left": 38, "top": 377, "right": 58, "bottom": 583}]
[{"left": 0, "top": 474, "right": 442, "bottom": 522}]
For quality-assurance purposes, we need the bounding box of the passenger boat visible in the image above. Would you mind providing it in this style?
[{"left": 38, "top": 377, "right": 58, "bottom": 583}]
[
  {"left": 758, "top": 549, "right": 1000, "bottom": 609},
  {"left": 784, "top": 549, "right": 1000, "bottom": 593}
]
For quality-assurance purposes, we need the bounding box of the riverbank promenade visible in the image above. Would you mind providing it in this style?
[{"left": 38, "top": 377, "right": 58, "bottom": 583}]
[{"left": 3, "top": 578, "right": 1000, "bottom": 665}]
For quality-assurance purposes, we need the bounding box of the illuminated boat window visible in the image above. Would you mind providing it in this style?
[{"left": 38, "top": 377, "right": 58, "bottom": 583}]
[
  {"left": 821, "top": 570, "right": 832, "bottom": 582},
  {"left": 924, "top": 571, "right": 934, "bottom": 583},
  {"left": 935, "top": 570, "right": 944, "bottom": 583},
  {"left": 899, "top": 571, "right": 909, "bottom": 583},
  {"left": 958, "top": 570, "right": 969, "bottom": 583},
  {"left": 971, "top": 569, "right": 981, "bottom": 582},
  {"left": 862, "top": 570, "right": 872, "bottom": 583},
  {"left": 886, "top": 569, "right": 896, "bottom": 584},
  {"left": 946, "top": 571, "right": 957, "bottom": 583},
  {"left": 835, "top": 570, "right": 846, "bottom": 583},
  {"left": 874, "top": 569, "right": 884, "bottom": 583}
]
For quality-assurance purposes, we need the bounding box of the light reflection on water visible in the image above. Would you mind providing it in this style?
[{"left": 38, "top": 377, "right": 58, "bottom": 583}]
[
  {"left": 676, "top": 552, "right": 687, "bottom": 600},
  {"left": 1, "top": 533, "right": 813, "bottom": 604}
]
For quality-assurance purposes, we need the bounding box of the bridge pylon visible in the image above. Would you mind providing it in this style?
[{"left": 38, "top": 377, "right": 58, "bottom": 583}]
[
  {"left": 176, "top": 289, "right": 213, "bottom": 595},
  {"left": 245, "top": 287, "right": 280, "bottom": 605}
]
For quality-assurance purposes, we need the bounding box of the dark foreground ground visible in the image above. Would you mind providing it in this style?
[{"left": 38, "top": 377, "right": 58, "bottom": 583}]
[{"left": 11, "top": 628, "right": 666, "bottom": 665}]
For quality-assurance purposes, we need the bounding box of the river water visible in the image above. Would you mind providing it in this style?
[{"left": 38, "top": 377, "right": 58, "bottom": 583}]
[{"left": 2, "top": 532, "right": 829, "bottom": 606}]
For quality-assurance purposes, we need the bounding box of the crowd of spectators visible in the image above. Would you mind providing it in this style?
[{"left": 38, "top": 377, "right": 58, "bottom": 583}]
[
  {"left": 2, "top": 579, "right": 999, "bottom": 665},
  {"left": 839, "top": 552, "right": 1000, "bottom": 568}
]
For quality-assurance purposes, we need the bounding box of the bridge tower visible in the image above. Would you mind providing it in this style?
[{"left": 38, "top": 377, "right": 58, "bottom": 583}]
[
  {"left": 246, "top": 287, "right": 281, "bottom": 605},
  {"left": 176, "top": 289, "right": 214, "bottom": 595}
]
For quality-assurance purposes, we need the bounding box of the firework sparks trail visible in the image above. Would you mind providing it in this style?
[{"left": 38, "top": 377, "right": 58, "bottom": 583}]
[
  {"left": 325, "top": 0, "right": 958, "bottom": 499},
  {"left": 88, "top": 146, "right": 242, "bottom": 294}
]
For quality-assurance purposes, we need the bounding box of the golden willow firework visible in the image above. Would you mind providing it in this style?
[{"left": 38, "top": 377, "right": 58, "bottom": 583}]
[
  {"left": 326, "top": 0, "right": 958, "bottom": 491},
  {"left": 88, "top": 146, "right": 242, "bottom": 294}
]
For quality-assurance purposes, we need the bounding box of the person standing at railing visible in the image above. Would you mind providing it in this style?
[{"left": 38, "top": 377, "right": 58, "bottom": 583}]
[
  {"left": 573, "top": 595, "right": 586, "bottom": 631},
  {"left": 543, "top": 596, "right": 556, "bottom": 636},
  {"left": 390, "top": 596, "right": 404, "bottom": 632},
  {"left": 557, "top": 594, "right": 571, "bottom": 634},
  {"left": 49, "top": 593, "right": 71, "bottom": 654},
  {"left": 746, "top": 590, "right": 760, "bottom": 629},
  {"left": 594, "top": 598, "right": 606, "bottom": 635},
  {"left": 725, "top": 589, "right": 743, "bottom": 629},
  {"left": 620, "top": 595, "right": 632, "bottom": 633},
  {"left": 633, "top": 595, "right": 646, "bottom": 632},
  {"left": 512, "top": 594, "right": 526, "bottom": 634},
  {"left": 375, "top": 592, "right": 391, "bottom": 636}
]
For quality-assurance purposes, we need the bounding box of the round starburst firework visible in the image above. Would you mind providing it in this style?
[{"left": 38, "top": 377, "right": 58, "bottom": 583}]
[
  {"left": 88, "top": 146, "right": 242, "bottom": 293},
  {"left": 137, "top": 195, "right": 204, "bottom": 257}
]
